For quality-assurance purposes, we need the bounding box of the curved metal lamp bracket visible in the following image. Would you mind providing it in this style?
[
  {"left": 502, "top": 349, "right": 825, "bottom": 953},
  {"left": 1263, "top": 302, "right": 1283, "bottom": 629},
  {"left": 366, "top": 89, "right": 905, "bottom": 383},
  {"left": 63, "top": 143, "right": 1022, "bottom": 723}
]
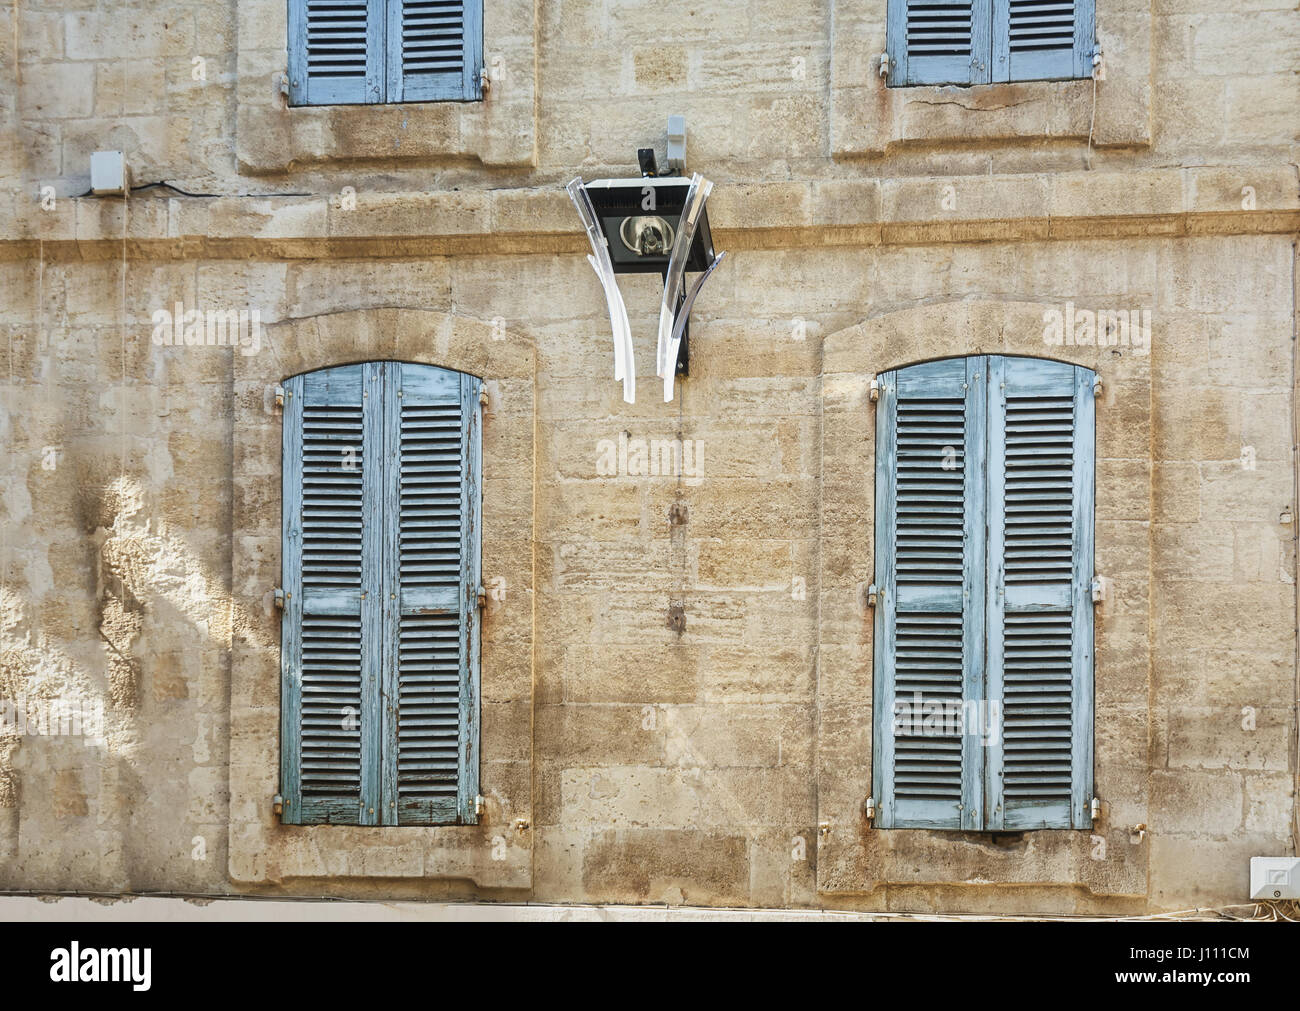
[
  {"left": 656, "top": 173, "right": 719, "bottom": 402},
  {"left": 567, "top": 177, "right": 635, "bottom": 404},
  {"left": 664, "top": 249, "right": 725, "bottom": 402}
]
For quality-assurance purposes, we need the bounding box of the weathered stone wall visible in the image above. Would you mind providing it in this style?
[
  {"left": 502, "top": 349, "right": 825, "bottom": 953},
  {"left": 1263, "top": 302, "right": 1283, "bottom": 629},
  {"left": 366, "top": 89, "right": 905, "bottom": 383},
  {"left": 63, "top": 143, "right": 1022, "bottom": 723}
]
[{"left": 0, "top": 0, "right": 1296, "bottom": 912}]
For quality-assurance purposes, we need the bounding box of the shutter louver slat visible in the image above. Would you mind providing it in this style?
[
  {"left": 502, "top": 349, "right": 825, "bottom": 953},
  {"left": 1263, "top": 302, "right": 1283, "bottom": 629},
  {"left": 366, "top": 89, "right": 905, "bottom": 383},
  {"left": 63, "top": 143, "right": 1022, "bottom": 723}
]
[
  {"left": 397, "top": 400, "right": 464, "bottom": 809},
  {"left": 402, "top": 1, "right": 465, "bottom": 72},
  {"left": 306, "top": 0, "right": 370, "bottom": 77},
  {"left": 896, "top": 400, "right": 966, "bottom": 587},
  {"left": 892, "top": 399, "right": 966, "bottom": 806},
  {"left": 1001, "top": 610, "right": 1074, "bottom": 799},
  {"left": 1008, "top": 0, "right": 1075, "bottom": 52},
  {"left": 397, "top": 614, "right": 462, "bottom": 798},
  {"left": 894, "top": 614, "right": 965, "bottom": 801},
  {"left": 299, "top": 398, "right": 366, "bottom": 808},
  {"left": 399, "top": 403, "right": 463, "bottom": 599},
  {"left": 906, "top": 1, "right": 974, "bottom": 55},
  {"left": 1004, "top": 396, "right": 1074, "bottom": 584}
]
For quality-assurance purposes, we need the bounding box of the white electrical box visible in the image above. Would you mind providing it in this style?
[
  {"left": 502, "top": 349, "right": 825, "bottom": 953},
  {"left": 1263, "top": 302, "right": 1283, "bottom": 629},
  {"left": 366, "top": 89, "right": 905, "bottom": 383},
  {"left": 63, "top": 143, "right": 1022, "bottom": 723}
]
[
  {"left": 90, "top": 150, "right": 129, "bottom": 195},
  {"left": 1249, "top": 856, "right": 1300, "bottom": 899}
]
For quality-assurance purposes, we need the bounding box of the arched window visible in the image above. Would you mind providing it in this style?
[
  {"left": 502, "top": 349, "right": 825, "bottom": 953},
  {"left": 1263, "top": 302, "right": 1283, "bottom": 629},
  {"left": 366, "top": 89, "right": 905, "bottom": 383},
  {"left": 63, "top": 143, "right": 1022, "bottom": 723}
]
[
  {"left": 278, "top": 361, "right": 483, "bottom": 826},
  {"left": 873, "top": 356, "right": 1095, "bottom": 830}
]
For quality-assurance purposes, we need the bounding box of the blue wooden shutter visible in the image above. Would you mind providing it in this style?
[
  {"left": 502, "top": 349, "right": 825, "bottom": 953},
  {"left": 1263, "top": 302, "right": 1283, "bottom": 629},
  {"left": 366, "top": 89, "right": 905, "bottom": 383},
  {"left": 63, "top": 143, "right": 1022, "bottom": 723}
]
[
  {"left": 982, "top": 357, "right": 1094, "bottom": 829},
  {"left": 280, "top": 363, "right": 385, "bottom": 824},
  {"left": 385, "top": 0, "right": 482, "bottom": 102},
  {"left": 887, "top": 0, "right": 993, "bottom": 86},
  {"left": 288, "top": 0, "right": 385, "bottom": 105},
  {"left": 992, "top": 0, "right": 1095, "bottom": 82},
  {"left": 386, "top": 363, "right": 481, "bottom": 825},
  {"left": 283, "top": 362, "right": 481, "bottom": 827},
  {"left": 874, "top": 358, "right": 987, "bottom": 830}
]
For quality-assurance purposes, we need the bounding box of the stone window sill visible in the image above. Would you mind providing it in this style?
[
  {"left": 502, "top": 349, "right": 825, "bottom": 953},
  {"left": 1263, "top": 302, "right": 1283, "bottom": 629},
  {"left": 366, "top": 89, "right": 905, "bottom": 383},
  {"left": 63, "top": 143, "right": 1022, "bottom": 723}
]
[
  {"left": 235, "top": 0, "right": 535, "bottom": 173},
  {"left": 830, "top": 2, "right": 1150, "bottom": 156}
]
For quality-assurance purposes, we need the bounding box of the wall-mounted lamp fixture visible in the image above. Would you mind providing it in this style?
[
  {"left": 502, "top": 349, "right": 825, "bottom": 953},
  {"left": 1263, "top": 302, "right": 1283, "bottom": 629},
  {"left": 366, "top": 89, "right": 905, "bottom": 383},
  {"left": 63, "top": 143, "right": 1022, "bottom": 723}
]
[{"left": 567, "top": 117, "right": 725, "bottom": 403}]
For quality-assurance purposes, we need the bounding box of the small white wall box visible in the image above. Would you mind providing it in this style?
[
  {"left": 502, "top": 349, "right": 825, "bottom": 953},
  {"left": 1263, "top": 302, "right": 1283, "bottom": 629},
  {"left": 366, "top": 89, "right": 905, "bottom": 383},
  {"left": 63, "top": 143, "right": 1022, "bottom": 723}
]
[
  {"left": 1249, "top": 857, "right": 1300, "bottom": 899},
  {"left": 90, "top": 150, "right": 129, "bottom": 195}
]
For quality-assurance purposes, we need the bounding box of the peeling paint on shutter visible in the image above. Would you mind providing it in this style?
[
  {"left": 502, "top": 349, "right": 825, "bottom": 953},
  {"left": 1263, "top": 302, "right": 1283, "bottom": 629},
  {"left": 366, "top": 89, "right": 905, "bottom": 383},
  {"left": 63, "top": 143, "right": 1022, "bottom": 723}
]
[
  {"left": 288, "top": 0, "right": 385, "bottom": 105},
  {"left": 388, "top": 364, "right": 481, "bottom": 825},
  {"left": 983, "top": 356, "right": 1094, "bottom": 829},
  {"left": 874, "top": 357, "right": 986, "bottom": 830},
  {"left": 281, "top": 364, "right": 381, "bottom": 824},
  {"left": 992, "top": 0, "right": 1095, "bottom": 82},
  {"left": 386, "top": 0, "right": 482, "bottom": 102},
  {"left": 887, "top": 0, "right": 992, "bottom": 86}
]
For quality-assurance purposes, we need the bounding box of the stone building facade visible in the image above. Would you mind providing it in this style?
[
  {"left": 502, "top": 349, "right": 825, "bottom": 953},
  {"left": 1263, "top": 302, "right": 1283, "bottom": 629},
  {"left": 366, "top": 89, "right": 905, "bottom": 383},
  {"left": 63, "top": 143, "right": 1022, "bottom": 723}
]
[{"left": 0, "top": 0, "right": 1297, "bottom": 913}]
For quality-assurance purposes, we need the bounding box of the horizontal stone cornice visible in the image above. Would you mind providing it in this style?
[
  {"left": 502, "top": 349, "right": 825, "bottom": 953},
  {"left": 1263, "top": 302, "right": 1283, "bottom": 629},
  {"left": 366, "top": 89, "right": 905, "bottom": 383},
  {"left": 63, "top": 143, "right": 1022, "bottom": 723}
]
[{"left": 2, "top": 165, "right": 1296, "bottom": 262}]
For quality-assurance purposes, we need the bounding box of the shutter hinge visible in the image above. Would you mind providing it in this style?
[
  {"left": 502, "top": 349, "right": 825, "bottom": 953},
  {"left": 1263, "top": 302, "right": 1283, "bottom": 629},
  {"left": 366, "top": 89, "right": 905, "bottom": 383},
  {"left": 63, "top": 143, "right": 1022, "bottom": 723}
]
[
  {"left": 866, "top": 583, "right": 878, "bottom": 608},
  {"left": 274, "top": 384, "right": 286, "bottom": 408},
  {"left": 273, "top": 587, "right": 285, "bottom": 609},
  {"left": 869, "top": 376, "right": 880, "bottom": 402},
  {"left": 864, "top": 796, "right": 876, "bottom": 823},
  {"left": 878, "top": 52, "right": 890, "bottom": 78},
  {"left": 476, "top": 585, "right": 486, "bottom": 609},
  {"left": 1091, "top": 797, "right": 1101, "bottom": 821},
  {"left": 480, "top": 67, "right": 491, "bottom": 94},
  {"left": 475, "top": 794, "right": 485, "bottom": 816},
  {"left": 1093, "top": 376, "right": 1103, "bottom": 398},
  {"left": 478, "top": 387, "right": 488, "bottom": 407},
  {"left": 1091, "top": 576, "right": 1107, "bottom": 603},
  {"left": 272, "top": 793, "right": 284, "bottom": 817}
]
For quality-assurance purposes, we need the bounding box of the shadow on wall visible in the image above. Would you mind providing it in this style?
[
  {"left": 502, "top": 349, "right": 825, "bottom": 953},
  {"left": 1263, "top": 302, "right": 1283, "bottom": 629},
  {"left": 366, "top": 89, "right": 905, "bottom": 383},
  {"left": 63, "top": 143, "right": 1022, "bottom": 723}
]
[{"left": 0, "top": 474, "right": 275, "bottom": 885}]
